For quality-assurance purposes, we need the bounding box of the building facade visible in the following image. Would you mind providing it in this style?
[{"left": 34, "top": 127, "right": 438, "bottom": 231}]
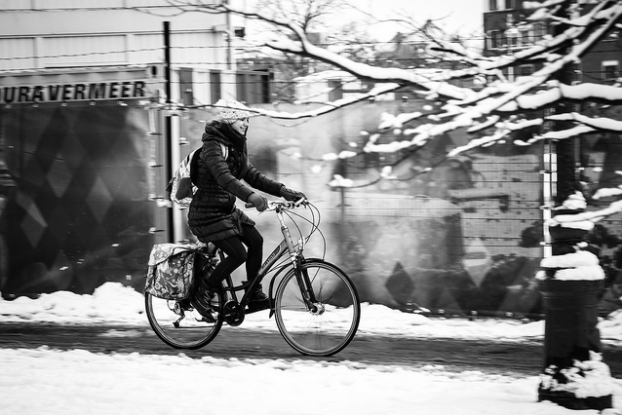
[
  {"left": 483, "top": 0, "right": 621, "bottom": 85},
  {"left": 0, "top": 0, "right": 273, "bottom": 295},
  {"left": 0, "top": 0, "right": 270, "bottom": 105}
]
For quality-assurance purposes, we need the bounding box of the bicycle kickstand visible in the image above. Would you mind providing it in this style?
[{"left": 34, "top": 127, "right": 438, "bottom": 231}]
[{"left": 171, "top": 302, "right": 186, "bottom": 328}]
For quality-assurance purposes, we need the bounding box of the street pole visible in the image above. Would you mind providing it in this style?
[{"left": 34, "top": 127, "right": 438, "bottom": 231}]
[
  {"left": 164, "top": 21, "right": 175, "bottom": 243},
  {"left": 225, "top": 1, "right": 232, "bottom": 70}
]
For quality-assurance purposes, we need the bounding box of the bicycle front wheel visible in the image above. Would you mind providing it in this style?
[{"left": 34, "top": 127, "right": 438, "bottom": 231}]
[
  {"left": 145, "top": 291, "right": 224, "bottom": 350},
  {"left": 274, "top": 259, "right": 360, "bottom": 356}
]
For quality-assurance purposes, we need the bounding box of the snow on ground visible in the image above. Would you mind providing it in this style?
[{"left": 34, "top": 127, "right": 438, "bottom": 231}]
[{"left": 1, "top": 282, "right": 621, "bottom": 415}]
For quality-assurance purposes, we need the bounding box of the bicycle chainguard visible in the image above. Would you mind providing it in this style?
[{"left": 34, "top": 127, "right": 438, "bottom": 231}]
[{"left": 245, "top": 300, "right": 271, "bottom": 315}]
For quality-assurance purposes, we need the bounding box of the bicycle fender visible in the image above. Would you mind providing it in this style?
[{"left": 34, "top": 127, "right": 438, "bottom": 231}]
[
  {"left": 267, "top": 257, "right": 345, "bottom": 319},
  {"left": 267, "top": 263, "right": 295, "bottom": 319}
]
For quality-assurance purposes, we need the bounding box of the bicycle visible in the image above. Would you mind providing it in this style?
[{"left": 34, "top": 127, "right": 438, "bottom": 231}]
[{"left": 145, "top": 200, "right": 361, "bottom": 357}]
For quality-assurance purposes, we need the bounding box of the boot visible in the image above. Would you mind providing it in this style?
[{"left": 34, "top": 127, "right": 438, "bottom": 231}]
[
  {"left": 191, "top": 280, "right": 217, "bottom": 323},
  {"left": 245, "top": 282, "right": 270, "bottom": 313}
]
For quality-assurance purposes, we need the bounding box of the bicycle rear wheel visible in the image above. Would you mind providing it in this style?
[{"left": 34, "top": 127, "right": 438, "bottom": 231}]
[
  {"left": 145, "top": 290, "right": 224, "bottom": 350},
  {"left": 274, "top": 259, "right": 360, "bottom": 356}
]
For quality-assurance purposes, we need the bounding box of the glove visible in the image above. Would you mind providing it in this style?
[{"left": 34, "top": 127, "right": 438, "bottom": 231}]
[
  {"left": 280, "top": 187, "right": 306, "bottom": 202},
  {"left": 247, "top": 193, "right": 268, "bottom": 212}
]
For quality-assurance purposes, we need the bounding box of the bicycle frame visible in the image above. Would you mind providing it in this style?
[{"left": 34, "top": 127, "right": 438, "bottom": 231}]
[
  {"left": 220, "top": 203, "right": 313, "bottom": 308},
  {"left": 146, "top": 199, "right": 360, "bottom": 356}
]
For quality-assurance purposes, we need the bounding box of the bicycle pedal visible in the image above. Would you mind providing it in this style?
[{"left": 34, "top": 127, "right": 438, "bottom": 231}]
[{"left": 193, "top": 313, "right": 217, "bottom": 324}]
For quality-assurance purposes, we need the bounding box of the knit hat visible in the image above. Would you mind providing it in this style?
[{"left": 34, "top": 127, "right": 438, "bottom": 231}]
[
  {"left": 553, "top": 190, "right": 586, "bottom": 212},
  {"left": 215, "top": 99, "right": 251, "bottom": 123}
]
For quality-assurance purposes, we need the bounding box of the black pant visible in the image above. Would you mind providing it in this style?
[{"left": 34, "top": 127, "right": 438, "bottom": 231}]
[{"left": 207, "top": 223, "right": 263, "bottom": 289}]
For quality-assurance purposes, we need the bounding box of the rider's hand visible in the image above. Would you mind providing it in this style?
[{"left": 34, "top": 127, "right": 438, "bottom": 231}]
[
  {"left": 280, "top": 187, "right": 306, "bottom": 202},
  {"left": 247, "top": 193, "right": 268, "bottom": 212}
]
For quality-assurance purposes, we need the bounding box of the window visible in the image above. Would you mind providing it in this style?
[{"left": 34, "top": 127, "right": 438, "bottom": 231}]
[
  {"left": 236, "top": 70, "right": 271, "bottom": 104},
  {"left": 602, "top": 60, "right": 620, "bottom": 80},
  {"left": 179, "top": 68, "right": 193, "bottom": 106},
  {"left": 505, "top": 0, "right": 514, "bottom": 9},
  {"left": 488, "top": 30, "right": 506, "bottom": 49},
  {"left": 328, "top": 80, "right": 343, "bottom": 101},
  {"left": 489, "top": 0, "right": 497, "bottom": 11},
  {"left": 488, "top": 30, "right": 499, "bottom": 49},
  {"left": 506, "top": 25, "right": 519, "bottom": 48},
  {"left": 533, "top": 22, "right": 547, "bottom": 41},
  {"left": 495, "top": 31, "right": 506, "bottom": 48},
  {"left": 519, "top": 65, "right": 534, "bottom": 76},
  {"left": 520, "top": 28, "right": 532, "bottom": 45},
  {"left": 508, "top": 35, "right": 518, "bottom": 48},
  {"left": 210, "top": 71, "right": 221, "bottom": 104},
  {"left": 570, "top": 62, "right": 582, "bottom": 84}
]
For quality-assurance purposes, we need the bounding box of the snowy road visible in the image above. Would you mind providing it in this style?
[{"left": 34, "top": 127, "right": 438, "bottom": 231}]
[
  {"left": 0, "top": 322, "right": 545, "bottom": 376},
  {"left": 1, "top": 321, "right": 621, "bottom": 378},
  {"left": 2, "top": 283, "right": 621, "bottom": 414}
]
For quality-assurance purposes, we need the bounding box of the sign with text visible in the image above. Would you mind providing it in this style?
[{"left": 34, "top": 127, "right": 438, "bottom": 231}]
[
  {"left": 0, "top": 66, "right": 159, "bottom": 104},
  {"left": 0, "top": 81, "right": 148, "bottom": 104}
]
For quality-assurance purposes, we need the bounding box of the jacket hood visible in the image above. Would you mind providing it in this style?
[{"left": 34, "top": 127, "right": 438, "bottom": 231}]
[{"left": 202, "top": 120, "right": 246, "bottom": 152}]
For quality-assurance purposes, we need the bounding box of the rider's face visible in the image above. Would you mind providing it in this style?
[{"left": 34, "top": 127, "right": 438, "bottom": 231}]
[{"left": 231, "top": 117, "right": 249, "bottom": 135}]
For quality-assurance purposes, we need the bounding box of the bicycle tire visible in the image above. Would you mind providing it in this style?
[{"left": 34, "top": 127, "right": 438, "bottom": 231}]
[
  {"left": 274, "top": 259, "right": 361, "bottom": 356},
  {"left": 145, "top": 290, "right": 224, "bottom": 350}
]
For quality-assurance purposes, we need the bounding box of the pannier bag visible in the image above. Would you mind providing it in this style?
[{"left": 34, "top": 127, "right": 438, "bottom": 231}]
[{"left": 145, "top": 243, "right": 198, "bottom": 300}]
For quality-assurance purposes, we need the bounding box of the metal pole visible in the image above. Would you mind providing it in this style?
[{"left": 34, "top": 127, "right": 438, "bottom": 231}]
[
  {"left": 164, "top": 21, "right": 174, "bottom": 243},
  {"left": 225, "top": 6, "right": 232, "bottom": 70},
  {"left": 164, "top": 21, "right": 172, "bottom": 105}
]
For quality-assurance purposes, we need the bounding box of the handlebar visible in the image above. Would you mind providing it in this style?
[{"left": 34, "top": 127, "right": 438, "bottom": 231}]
[{"left": 244, "top": 198, "right": 308, "bottom": 211}]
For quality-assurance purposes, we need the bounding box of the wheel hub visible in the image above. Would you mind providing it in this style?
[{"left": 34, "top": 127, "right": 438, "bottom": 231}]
[{"left": 309, "top": 302, "right": 325, "bottom": 316}]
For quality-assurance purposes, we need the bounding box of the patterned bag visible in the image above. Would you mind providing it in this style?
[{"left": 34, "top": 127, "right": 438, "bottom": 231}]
[{"left": 145, "top": 243, "right": 197, "bottom": 300}]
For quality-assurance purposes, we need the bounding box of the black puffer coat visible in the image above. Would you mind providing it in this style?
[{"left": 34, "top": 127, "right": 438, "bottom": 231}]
[{"left": 187, "top": 121, "right": 283, "bottom": 242}]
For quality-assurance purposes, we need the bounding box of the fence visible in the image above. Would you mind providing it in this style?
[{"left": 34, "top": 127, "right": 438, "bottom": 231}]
[
  {"left": 243, "top": 101, "right": 622, "bottom": 317},
  {"left": 1, "top": 97, "right": 621, "bottom": 317}
]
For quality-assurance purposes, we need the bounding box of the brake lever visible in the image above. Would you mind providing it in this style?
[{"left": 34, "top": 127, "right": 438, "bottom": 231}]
[{"left": 294, "top": 198, "right": 308, "bottom": 208}]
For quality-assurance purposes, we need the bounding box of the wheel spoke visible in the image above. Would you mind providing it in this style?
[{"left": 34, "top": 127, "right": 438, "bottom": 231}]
[
  {"left": 145, "top": 291, "right": 224, "bottom": 350},
  {"left": 275, "top": 260, "right": 360, "bottom": 356}
]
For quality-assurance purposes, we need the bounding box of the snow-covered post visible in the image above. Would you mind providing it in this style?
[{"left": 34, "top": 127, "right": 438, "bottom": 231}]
[
  {"left": 536, "top": 191, "right": 615, "bottom": 411},
  {"left": 535, "top": 1, "right": 613, "bottom": 410}
]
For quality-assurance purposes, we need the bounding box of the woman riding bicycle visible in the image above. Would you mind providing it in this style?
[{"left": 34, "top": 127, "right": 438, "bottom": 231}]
[{"left": 187, "top": 99, "right": 305, "bottom": 320}]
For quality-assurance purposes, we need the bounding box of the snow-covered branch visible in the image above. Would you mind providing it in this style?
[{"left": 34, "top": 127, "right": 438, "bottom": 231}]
[
  {"left": 167, "top": 0, "right": 622, "bottom": 173},
  {"left": 171, "top": 0, "right": 622, "bottom": 119},
  {"left": 524, "top": 0, "right": 568, "bottom": 11},
  {"left": 548, "top": 112, "right": 622, "bottom": 132},
  {"left": 251, "top": 83, "right": 403, "bottom": 119},
  {"left": 265, "top": 39, "right": 474, "bottom": 101},
  {"left": 416, "top": 1, "right": 613, "bottom": 84},
  {"left": 531, "top": 125, "right": 596, "bottom": 143}
]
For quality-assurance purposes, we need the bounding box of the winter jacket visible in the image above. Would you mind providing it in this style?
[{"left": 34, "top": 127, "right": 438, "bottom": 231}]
[{"left": 187, "top": 121, "right": 284, "bottom": 242}]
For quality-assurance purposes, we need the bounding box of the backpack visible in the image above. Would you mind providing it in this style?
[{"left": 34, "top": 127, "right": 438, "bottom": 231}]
[{"left": 167, "top": 143, "right": 228, "bottom": 207}]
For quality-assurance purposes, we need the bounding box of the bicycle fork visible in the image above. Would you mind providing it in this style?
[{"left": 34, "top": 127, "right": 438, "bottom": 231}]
[
  {"left": 294, "top": 261, "right": 324, "bottom": 315},
  {"left": 273, "top": 208, "right": 320, "bottom": 314}
]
